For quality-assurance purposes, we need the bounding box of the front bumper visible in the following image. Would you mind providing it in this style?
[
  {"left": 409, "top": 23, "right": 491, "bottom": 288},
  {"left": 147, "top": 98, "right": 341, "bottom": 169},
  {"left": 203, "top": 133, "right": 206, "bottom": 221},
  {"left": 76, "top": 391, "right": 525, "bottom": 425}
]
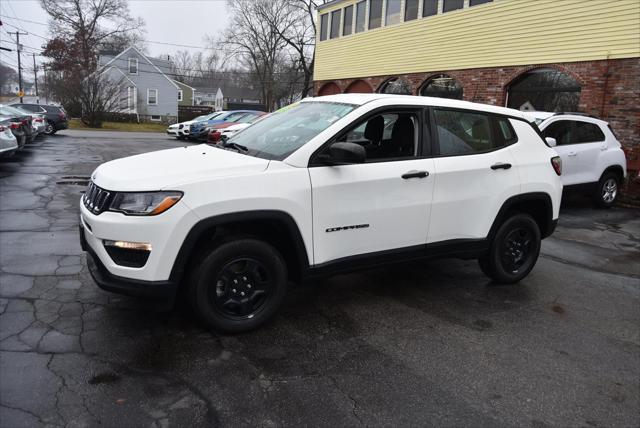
[{"left": 80, "top": 224, "right": 177, "bottom": 299}]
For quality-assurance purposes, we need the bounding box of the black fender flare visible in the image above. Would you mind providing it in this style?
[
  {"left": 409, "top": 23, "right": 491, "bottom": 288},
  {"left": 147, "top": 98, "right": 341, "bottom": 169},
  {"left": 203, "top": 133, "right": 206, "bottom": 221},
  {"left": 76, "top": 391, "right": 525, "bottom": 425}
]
[
  {"left": 488, "top": 192, "right": 555, "bottom": 240},
  {"left": 169, "top": 210, "right": 310, "bottom": 283}
]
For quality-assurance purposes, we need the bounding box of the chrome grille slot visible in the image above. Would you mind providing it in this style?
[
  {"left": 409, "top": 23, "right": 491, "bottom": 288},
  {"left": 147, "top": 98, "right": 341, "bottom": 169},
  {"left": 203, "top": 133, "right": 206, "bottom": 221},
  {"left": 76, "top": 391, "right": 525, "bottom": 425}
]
[{"left": 83, "top": 182, "right": 112, "bottom": 215}]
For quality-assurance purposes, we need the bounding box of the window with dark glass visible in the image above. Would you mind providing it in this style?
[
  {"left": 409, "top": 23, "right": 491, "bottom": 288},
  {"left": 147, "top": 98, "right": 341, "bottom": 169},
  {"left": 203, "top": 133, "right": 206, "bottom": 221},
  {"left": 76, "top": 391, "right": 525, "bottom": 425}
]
[
  {"left": 574, "top": 121, "right": 605, "bottom": 143},
  {"left": 385, "top": 0, "right": 402, "bottom": 25},
  {"left": 339, "top": 112, "right": 419, "bottom": 161},
  {"left": 442, "top": 0, "right": 464, "bottom": 12},
  {"left": 420, "top": 74, "right": 463, "bottom": 100},
  {"left": 542, "top": 121, "right": 573, "bottom": 146},
  {"left": 355, "top": 1, "right": 366, "bottom": 32},
  {"left": 320, "top": 14, "right": 328, "bottom": 40},
  {"left": 330, "top": 9, "right": 341, "bottom": 39},
  {"left": 343, "top": 5, "right": 354, "bottom": 35},
  {"left": 470, "top": 0, "right": 492, "bottom": 6},
  {"left": 434, "top": 109, "right": 506, "bottom": 156},
  {"left": 507, "top": 68, "right": 581, "bottom": 112},
  {"left": 405, "top": 0, "right": 419, "bottom": 21},
  {"left": 422, "top": 0, "right": 438, "bottom": 17},
  {"left": 379, "top": 77, "right": 412, "bottom": 95},
  {"left": 369, "top": 0, "right": 383, "bottom": 29}
]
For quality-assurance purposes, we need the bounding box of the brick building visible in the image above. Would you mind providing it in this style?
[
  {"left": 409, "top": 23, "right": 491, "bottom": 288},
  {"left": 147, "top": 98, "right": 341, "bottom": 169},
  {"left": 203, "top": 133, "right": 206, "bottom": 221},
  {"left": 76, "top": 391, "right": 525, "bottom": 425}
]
[{"left": 313, "top": 0, "right": 639, "bottom": 199}]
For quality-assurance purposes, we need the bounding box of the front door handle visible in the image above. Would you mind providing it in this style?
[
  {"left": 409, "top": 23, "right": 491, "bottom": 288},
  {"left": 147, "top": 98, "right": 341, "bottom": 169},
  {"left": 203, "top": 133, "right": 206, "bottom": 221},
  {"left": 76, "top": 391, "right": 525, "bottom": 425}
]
[
  {"left": 568, "top": 151, "right": 577, "bottom": 157},
  {"left": 402, "top": 170, "right": 429, "bottom": 179},
  {"left": 490, "top": 163, "right": 512, "bottom": 170}
]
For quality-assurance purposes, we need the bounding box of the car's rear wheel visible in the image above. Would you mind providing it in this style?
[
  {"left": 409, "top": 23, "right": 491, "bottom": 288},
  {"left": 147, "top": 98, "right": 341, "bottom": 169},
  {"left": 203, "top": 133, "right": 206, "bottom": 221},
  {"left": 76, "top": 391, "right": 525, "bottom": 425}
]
[
  {"left": 594, "top": 172, "right": 619, "bottom": 208},
  {"left": 479, "top": 213, "right": 541, "bottom": 284},
  {"left": 187, "top": 239, "right": 287, "bottom": 333}
]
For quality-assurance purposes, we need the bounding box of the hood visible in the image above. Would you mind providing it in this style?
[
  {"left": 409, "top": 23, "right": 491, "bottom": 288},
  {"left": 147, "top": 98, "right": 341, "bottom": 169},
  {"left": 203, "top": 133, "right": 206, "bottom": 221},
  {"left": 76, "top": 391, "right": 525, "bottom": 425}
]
[
  {"left": 92, "top": 144, "right": 269, "bottom": 191},
  {"left": 224, "top": 123, "right": 251, "bottom": 132}
]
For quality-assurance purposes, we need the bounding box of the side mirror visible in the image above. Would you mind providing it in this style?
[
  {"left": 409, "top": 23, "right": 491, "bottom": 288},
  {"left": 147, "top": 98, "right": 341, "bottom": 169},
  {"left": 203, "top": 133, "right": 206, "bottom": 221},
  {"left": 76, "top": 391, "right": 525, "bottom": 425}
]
[
  {"left": 545, "top": 137, "right": 557, "bottom": 147},
  {"left": 326, "top": 142, "right": 366, "bottom": 165}
]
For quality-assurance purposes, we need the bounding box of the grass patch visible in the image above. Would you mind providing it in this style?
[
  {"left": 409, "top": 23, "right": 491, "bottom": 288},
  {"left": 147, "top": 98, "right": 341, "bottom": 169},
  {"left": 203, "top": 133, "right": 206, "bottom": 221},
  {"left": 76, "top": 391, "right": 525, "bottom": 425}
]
[{"left": 68, "top": 118, "right": 167, "bottom": 133}]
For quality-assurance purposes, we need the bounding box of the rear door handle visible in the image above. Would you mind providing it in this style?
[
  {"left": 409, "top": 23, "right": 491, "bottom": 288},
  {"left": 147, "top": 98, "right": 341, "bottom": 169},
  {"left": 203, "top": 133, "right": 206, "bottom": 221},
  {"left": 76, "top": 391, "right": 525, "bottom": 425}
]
[
  {"left": 568, "top": 151, "right": 577, "bottom": 157},
  {"left": 402, "top": 170, "right": 429, "bottom": 179},
  {"left": 490, "top": 163, "right": 512, "bottom": 170}
]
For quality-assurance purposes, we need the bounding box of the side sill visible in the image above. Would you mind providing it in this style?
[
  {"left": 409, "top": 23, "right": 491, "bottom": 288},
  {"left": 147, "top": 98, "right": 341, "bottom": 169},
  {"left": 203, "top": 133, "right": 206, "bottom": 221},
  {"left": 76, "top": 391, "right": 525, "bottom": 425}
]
[{"left": 305, "top": 239, "right": 489, "bottom": 279}]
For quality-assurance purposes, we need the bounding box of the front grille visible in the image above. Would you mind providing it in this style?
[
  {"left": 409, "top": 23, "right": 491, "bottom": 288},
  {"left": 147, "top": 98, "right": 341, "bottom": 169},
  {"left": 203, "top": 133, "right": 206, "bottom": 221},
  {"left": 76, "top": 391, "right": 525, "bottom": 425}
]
[{"left": 83, "top": 181, "right": 113, "bottom": 215}]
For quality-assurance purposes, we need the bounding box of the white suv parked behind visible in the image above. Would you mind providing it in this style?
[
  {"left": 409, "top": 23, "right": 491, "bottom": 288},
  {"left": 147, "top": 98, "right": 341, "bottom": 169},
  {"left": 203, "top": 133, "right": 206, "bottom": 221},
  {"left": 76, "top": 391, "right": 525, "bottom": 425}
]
[
  {"left": 80, "top": 94, "right": 563, "bottom": 332},
  {"left": 526, "top": 112, "right": 627, "bottom": 207}
]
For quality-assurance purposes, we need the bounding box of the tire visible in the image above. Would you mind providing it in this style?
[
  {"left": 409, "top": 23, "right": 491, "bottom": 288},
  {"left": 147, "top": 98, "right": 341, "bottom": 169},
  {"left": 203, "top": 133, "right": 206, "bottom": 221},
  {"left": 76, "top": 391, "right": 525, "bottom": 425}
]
[
  {"left": 478, "top": 213, "right": 541, "bottom": 284},
  {"left": 187, "top": 239, "right": 288, "bottom": 333},
  {"left": 593, "top": 172, "right": 619, "bottom": 208},
  {"left": 176, "top": 135, "right": 185, "bottom": 140},
  {"left": 44, "top": 121, "right": 55, "bottom": 135}
]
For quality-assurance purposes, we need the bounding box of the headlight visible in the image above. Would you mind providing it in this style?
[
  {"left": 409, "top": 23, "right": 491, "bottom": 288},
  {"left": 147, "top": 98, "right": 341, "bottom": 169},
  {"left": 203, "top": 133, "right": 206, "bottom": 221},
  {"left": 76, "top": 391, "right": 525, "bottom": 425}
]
[{"left": 109, "top": 191, "right": 183, "bottom": 216}]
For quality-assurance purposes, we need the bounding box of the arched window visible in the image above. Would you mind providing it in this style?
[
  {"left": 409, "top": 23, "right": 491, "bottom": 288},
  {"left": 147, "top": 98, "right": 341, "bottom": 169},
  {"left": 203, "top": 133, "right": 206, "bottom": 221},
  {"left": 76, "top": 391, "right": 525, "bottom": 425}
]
[
  {"left": 507, "top": 68, "right": 581, "bottom": 112},
  {"left": 378, "top": 77, "right": 412, "bottom": 95},
  {"left": 419, "top": 74, "right": 463, "bottom": 99},
  {"left": 317, "top": 82, "right": 341, "bottom": 96},
  {"left": 345, "top": 79, "right": 373, "bottom": 94}
]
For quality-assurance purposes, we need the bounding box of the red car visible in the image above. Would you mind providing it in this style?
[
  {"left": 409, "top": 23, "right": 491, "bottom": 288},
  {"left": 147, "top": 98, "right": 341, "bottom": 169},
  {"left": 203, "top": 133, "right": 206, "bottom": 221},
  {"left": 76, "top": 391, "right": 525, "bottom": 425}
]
[{"left": 207, "top": 111, "right": 266, "bottom": 143}]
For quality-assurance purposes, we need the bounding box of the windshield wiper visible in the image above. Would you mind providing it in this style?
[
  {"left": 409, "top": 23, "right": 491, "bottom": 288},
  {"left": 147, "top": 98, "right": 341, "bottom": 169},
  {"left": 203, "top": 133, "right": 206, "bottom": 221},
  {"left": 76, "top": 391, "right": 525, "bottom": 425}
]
[{"left": 221, "top": 141, "right": 248, "bottom": 152}]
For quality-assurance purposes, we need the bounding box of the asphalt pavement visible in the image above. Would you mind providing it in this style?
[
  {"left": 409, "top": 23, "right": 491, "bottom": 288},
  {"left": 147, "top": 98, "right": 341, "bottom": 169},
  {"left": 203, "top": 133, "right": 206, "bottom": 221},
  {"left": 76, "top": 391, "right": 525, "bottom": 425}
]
[{"left": 1, "top": 130, "right": 639, "bottom": 427}]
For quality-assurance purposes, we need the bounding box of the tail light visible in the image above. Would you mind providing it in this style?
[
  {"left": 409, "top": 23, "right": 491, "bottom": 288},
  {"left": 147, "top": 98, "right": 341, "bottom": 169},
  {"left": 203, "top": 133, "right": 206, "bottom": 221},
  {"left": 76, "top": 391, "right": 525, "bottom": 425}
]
[
  {"left": 10, "top": 122, "right": 20, "bottom": 129},
  {"left": 22, "top": 119, "right": 29, "bottom": 126},
  {"left": 58, "top": 112, "right": 66, "bottom": 120},
  {"left": 209, "top": 131, "right": 222, "bottom": 142},
  {"left": 551, "top": 156, "right": 562, "bottom": 176}
]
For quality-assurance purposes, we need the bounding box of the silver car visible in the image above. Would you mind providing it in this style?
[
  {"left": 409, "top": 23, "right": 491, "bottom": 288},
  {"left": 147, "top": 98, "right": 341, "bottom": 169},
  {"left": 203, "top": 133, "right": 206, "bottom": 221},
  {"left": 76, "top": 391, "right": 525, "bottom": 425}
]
[{"left": 0, "top": 120, "right": 19, "bottom": 157}]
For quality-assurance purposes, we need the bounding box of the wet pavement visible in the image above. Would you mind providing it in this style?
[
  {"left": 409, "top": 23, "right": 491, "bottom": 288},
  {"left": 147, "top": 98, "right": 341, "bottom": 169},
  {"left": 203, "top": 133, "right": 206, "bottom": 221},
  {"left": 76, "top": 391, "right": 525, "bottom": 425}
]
[{"left": 1, "top": 130, "right": 639, "bottom": 427}]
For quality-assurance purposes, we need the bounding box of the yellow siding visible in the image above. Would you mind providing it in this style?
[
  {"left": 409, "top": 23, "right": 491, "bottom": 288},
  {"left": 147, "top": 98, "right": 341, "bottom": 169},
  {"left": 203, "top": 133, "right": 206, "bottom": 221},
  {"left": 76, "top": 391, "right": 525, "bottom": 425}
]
[{"left": 314, "top": 0, "right": 640, "bottom": 81}]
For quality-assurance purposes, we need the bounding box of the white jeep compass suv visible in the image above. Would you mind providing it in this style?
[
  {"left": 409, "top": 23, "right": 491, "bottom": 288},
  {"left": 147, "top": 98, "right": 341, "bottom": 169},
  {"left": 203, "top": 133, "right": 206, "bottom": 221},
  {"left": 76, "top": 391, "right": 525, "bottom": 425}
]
[
  {"left": 526, "top": 112, "right": 627, "bottom": 207},
  {"left": 80, "top": 94, "right": 563, "bottom": 332}
]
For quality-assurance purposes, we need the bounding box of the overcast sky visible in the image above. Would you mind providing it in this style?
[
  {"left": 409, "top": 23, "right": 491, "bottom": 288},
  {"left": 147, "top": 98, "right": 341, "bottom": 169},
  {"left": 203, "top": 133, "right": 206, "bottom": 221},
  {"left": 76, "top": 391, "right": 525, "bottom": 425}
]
[{"left": 1, "top": 0, "right": 229, "bottom": 71}]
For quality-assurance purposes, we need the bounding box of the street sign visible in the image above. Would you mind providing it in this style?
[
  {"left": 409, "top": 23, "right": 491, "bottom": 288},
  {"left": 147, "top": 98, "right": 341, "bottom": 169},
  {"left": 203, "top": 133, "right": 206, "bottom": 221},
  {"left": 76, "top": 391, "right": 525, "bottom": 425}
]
[{"left": 17, "top": 90, "right": 24, "bottom": 97}]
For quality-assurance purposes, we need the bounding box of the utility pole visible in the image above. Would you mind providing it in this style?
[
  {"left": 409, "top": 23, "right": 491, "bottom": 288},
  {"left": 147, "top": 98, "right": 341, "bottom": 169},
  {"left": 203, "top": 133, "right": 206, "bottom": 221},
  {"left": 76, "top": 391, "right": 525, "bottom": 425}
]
[
  {"left": 32, "top": 53, "right": 39, "bottom": 103},
  {"left": 9, "top": 31, "right": 28, "bottom": 103}
]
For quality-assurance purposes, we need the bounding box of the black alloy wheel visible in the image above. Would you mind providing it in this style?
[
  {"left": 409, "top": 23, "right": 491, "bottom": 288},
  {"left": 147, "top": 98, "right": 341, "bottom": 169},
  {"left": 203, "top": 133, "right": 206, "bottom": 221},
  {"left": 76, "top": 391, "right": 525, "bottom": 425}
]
[
  {"left": 188, "top": 239, "right": 287, "bottom": 332},
  {"left": 479, "top": 213, "right": 541, "bottom": 284}
]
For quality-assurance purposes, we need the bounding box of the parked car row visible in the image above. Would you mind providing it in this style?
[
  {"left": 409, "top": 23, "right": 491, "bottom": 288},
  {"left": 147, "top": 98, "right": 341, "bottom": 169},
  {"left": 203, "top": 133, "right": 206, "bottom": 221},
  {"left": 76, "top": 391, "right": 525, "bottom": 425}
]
[
  {"left": 166, "top": 110, "right": 266, "bottom": 143},
  {"left": 0, "top": 103, "right": 67, "bottom": 158}
]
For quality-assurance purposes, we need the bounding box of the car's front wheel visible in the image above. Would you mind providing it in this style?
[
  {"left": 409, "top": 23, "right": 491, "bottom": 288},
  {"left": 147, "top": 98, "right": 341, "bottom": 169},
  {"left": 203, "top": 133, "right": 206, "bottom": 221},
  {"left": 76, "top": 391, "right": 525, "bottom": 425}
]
[
  {"left": 479, "top": 213, "right": 541, "bottom": 284},
  {"left": 44, "top": 121, "right": 56, "bottom": 135},
  {"left": 594, "top": 172, "right": 620, "bottom": 208},
  {"left": 187, "top": 239, "right": 288, "bottom": 333}
]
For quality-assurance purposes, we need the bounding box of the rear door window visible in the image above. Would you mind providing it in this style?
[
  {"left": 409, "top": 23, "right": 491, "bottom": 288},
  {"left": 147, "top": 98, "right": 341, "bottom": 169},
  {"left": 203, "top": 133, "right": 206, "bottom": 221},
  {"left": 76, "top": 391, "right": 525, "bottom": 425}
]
[{"left": 433, "top": 109, "right": 513, "bottom": 156}]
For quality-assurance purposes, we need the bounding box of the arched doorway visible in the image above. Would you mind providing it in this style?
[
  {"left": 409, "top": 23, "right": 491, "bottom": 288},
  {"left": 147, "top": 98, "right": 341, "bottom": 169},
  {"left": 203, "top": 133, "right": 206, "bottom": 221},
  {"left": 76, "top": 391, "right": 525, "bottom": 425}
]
[
  {"left": 377, "top": 77, "right": 412, "bottom": 95},
  {"left": 507, "top": 68, "right": 581, "bottom": 112},
  {"left": 344, "top": 79, "right": 373, "bottom": 93},
  {"left": 419, "top": 74, "right": 463, "bottom": 99},
  {"left": 317, "top": 82, "right": 341, "bottom": 96}
]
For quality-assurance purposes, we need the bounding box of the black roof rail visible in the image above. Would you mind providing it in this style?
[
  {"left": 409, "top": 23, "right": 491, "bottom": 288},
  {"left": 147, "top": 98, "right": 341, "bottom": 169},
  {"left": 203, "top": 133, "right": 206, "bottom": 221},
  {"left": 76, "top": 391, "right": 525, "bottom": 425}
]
[{"left": 552, "top": 112, "right": 599, "bottom": 119}]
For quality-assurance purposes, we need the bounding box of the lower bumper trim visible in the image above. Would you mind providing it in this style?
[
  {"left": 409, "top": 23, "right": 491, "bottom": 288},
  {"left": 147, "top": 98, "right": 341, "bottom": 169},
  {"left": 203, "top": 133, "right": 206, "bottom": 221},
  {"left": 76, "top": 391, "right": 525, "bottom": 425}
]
[{"left": 80, "top": 225, "right": 178, "bottom": 300}]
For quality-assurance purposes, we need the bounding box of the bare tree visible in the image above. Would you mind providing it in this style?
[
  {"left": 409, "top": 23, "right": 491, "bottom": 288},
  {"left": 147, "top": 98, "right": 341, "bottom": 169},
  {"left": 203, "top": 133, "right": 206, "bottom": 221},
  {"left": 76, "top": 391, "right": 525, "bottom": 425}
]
[
  {"left": 256, "top": 0, "right": 327, "bottom": 97},
  {"left": 80, "top": 73, "right": 127, "bottom": 127},
  {"left": 224, "top": 0, "right": 289, "bottom": 110}
]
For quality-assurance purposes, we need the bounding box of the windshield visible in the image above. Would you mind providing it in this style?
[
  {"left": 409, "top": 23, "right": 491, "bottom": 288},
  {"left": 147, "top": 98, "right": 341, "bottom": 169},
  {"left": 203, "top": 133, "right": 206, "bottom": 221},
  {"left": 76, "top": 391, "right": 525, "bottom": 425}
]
[
  {"left": 229, "top": 101, "right": 355, "bottom": 160},
  {"left": 0, "top": 105, "right": 29, "bottom": 116}
]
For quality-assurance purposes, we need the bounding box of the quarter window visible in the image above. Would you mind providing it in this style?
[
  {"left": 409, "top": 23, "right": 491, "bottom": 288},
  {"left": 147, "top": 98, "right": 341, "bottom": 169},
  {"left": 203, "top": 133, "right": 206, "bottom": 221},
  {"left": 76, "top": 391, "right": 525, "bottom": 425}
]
[
  {"left": 340, "top": 112, "right": 420, "bottom": 161},
  {"left": 385, "top": 0, "right": 402, "bottom": 26},
  {"left": 330, "top": 10, "right": 341, "bottom": 38},
  {"left": 128, "top": 58, "right": 138, "bottom": 74},
  {"left": 147, "top": 89, "right": 158, "bottom": 105},
  {"left": 355, "top": 1, "right": 366, "bottom": 32},
  {"left": 405, "top": 0, "right": 419, "bottom": 21},
  {"left": 422, "top": 0, "right": 438, "bottom": 16},
  {"left": 544, "top": 120, "right": 605, "bottom": 145},
  {"left": 434, "top": 109, "right": 507, "bottom": 156},
  {"left": 442, "top": 0, "right": 464, "bottom": 13},
  {"left": 343, "top": 5, "right": 354, "bottom": 36},
  {"left": 369, "top": 0, "right": 383, "bottom": 29},
  {"left": 320, "top": 14, "right": 328, "bottom": 41}
]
